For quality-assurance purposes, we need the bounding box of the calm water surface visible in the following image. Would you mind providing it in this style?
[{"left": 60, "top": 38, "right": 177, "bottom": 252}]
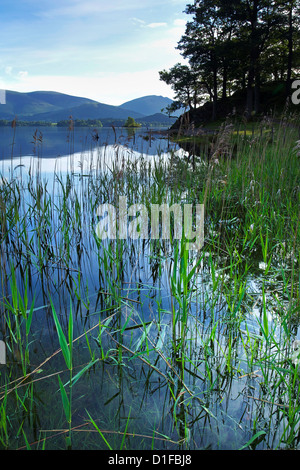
[
  {"left": 0, "top": 125, "right": 297, "bottom": 450},
  {"left": 0, "top": 125, "right": 176, "bottom": 160}
]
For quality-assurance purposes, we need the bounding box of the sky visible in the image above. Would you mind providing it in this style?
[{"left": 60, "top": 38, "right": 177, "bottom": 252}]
[{"left": 0, "top": 0, "right": 190, "bottom": 105}]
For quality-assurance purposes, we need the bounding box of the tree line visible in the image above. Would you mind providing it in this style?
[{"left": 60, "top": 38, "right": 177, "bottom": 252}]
[
  {"left": 159, "top": 0, "right": 300, "bottom": 120},
  {"left": 0, "top": 119, "right": 104, "bottom": 127},
  {"left": 0, "top": 119, "right": 55, "bottom": 127},
  {"left": 57, "top": 119, "right": 103, "bottom": 127}
]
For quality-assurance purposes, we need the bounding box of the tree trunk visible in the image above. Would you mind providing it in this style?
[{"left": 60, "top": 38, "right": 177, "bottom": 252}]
[
  {"left": 222, "top": 64, "right": 227, "bottom": 100},
  {"left": 246, "top": 67, "right": 255, "bottom": 117},
  {"left": 254, "top": 72, "right": 260, "bottom": 114},
  {"left": 245, "top": 0, "right": 259, "bottom": 119},
  {"left": 286, "top": 1, "right": 293, "bottom": 97},
  {"left": 212, "top": 67, "right": 218, "bottom": 120}
]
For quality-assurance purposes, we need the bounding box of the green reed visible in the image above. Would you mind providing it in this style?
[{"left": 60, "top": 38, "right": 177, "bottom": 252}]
[
  {"left": 50, "top": 299, "right": 73, "bottom": 449},
  {"left": 0, "top": 117, "right": 299, "bottom": 449}
]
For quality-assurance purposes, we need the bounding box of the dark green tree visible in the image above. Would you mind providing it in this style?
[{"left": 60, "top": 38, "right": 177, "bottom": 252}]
[
  {"left": 159, "top": 63, "right": 206, "bottom": 113},
  {"left": 160, "top": 0, "right": 300, "bottom": 120},
  {"left": 177, "top": 0, "right": 230, "bottom": 119},
  {"left": 124, "top": 116, "right": 141, "bottom": 128}
]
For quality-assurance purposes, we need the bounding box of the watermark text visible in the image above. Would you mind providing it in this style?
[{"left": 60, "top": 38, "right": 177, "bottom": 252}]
[
  {"left": 0, "top": 89, "right": 6, "bottom": 105},
  {"left": 0, "top": 340, "right": 6, "bottom": 365},
  {"left": 291, "top": 80, "right": 300, "bottom": 105},
  {"left": 96, "top": 197, "right": 204, "bottom": 251}
]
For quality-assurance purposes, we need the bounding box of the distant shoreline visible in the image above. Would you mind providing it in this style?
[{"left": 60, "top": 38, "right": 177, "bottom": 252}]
[{"left": 0, "top": 119, "right": 173, "bottom": 128}]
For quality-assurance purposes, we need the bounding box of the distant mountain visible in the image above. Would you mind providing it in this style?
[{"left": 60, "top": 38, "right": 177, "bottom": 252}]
[
  {"left": 30, "top": 102, "right": 143, "bottom": 122},
  {"left": 0, "top": 90, "right": 98, "bottom": 120},
  {"left": 136, "top": 113, "right": 176, "bottom": 125},
  {"left": 120, "top": 95, "right": 181, "bottom": 117},
  {"left": 26, "top": 91, "right": 97, "bottom": 109},
  {"left": 0, "top": 90, "right": 144, "bottom": 122},
  {"left": 0, "top": 90, "right": 180, "bottom": 123}
]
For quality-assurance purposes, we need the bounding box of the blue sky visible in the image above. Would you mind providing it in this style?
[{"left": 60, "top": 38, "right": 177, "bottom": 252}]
[{"left": 0, "top": 0, "right": 189, "bottom": 105}]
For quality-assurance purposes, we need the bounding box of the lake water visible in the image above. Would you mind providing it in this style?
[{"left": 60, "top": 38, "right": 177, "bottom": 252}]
[
  {"left": 0, "top": 124, "right": 298, "bottom": 450},
  {"left": 0, "top": 125, "right": 177, "bottom": 160}
]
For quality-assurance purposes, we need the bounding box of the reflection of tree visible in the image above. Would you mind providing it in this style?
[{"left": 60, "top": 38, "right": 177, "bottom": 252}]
[{"left": 124, "top": 127, "right": 138, "bottom": 140}]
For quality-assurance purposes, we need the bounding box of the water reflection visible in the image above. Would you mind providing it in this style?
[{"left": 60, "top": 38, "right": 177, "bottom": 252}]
[
  {"left": 0, "top": 126, "right": 177, "bottom": 160},
  {"left": 0, "top": 131, "right": 298, "bottom": 450}
]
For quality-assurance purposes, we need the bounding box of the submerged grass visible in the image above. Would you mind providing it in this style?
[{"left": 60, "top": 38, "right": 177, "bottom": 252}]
[{"left": 0, "top": 115, "right": 299, "bottom": 449}]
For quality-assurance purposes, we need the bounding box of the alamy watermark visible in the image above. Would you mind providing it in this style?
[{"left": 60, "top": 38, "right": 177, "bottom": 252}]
[
  {"left": 291, "top": 80, "right": 300, "bottom": 105},
  {"left": 0, "top": 340, "right": 6, "bottom": 365},
  {"left": 0, "top": 89, "right": 6, "bottom": 105},
  {"left": 96, "top": 197, "right": 204, "bottom": 251}
]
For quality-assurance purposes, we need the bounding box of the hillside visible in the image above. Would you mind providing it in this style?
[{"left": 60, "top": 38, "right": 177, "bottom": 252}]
[
  {"left": 136, "top": 113, "right": 176, "bottom": 126},
  {"left": 170, "top": 82, "right": 300, "bottom": 130},
  {"left": 0, "top": 90, "right": 98, "bottom": 120},
  {"left": 0, "top": 90, "right": 181, "bottom": 124},
  {"left": 120, "top": 95, "right": 180, "bottom": 117},
  {"left": 30, "top": 102, "right": 143, "bottom": 122},
  {"left": 0, "top": 90, "right": 144, "bottom": 122}
]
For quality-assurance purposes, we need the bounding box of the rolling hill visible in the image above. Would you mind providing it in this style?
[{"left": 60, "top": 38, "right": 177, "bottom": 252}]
[
  {"left": 0, "top": 90, "right": 99, "bottom": 120},
  {"left": 136, "top": 113, "right": 177, "bottom": 125},
  {"left": 119, "top": 95, "right": 174, "bottom": 116},
  {"left": 0, "top": 90, "right": 177, "bottom": 123},
  {"left": 30, "top": 102, "right": 144, "bottom": 121}
]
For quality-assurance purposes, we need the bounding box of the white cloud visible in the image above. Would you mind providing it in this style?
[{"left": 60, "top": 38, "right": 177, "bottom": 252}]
[
  {"left": 173, "top": 19, "right": 186, "bottom": 26},
  {"left": 131, "top": 17, "right": 146, "bottom": 25},
  {"left": 5, "top": 66, "right": 13, "bottom": 75},
  {"left": 146, "top": 22, "right": 167, "bottom": 28},
  {"left": 38, "top": 0, "right": 179, "bottom": 18},
  {"left": 18, "top": 71, "right": 28, "bottom": 79}
]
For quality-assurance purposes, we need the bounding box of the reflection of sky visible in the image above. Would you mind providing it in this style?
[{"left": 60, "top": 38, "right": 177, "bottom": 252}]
[
  {"left": 0, "top": 126, "right": 296, "bottom": 450},
  {"left": 0, "top": 130, "right": 291, "bottom": 350},
  {"left": 0, "top": 126, "right": 180, "bottom": 160},
  {"left": 0, "top": 144, "right": 187, "bottom": 183}
]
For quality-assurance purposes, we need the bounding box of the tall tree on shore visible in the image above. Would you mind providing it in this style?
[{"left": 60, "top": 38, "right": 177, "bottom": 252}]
[
  {"left": 280, "top": 0, "right": 300, "bottom": 97},
  {"left": 159, "top": 63, "right": 203, "bottom": 113},
  {"left": 160, "top": 0, "right": 300, "bottom": 120},
  {"left": 177, "top": 0, "right": 238, "bottom": 119},
  {"left": 241, "top": 0, "right": 287, "bottom": 115}
]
